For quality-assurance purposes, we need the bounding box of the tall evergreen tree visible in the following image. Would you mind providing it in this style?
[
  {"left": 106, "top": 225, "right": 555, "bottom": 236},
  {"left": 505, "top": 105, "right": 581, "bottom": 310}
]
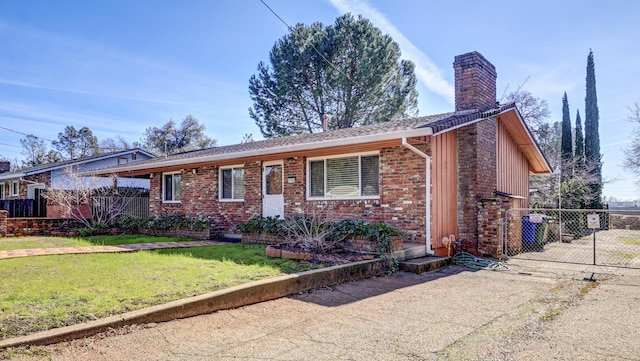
[
  {"left": 561, "top": 92, "right": 573, "bottom": 182},
  {"left": 249, "top": 14, "right": 418, "bottom": 137},
  {"left": 574, "top": 109, "right": 585, "bottom": 173},
  {"left": 584, "top": 50, "right": 603, "bottom": 208}
]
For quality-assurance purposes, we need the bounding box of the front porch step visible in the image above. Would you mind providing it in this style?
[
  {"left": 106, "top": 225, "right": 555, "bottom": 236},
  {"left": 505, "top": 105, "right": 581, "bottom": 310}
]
[
  {"left": 393, "top": 242, "right": 427, "bottom": 261},
  {"left": 398, "top": 256, "right": 452, "bottom": 274}
]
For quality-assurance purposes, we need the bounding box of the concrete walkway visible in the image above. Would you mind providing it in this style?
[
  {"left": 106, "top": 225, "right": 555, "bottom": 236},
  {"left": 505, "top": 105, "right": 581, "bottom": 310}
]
[
  {"left": 6, "top": 260, "right": 639, "bottom": 360},
  {"left": 0, "top": 241, "right": 225, "bottom": 260}
]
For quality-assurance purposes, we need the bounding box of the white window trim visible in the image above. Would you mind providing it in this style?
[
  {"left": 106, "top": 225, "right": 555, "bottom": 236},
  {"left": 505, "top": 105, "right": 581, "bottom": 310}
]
[
  {"left": 162, "top": 171, "right": 181, "bottom": 203},
  {"left": 219, "top": 165, "right": 245, "bottom": 202},
  {"left": 9, "top": 180, "right": 19, "bottom": 197},
  {"left": 0, "top": 183, "right": 5, "bottom": 200},
  {"left": 306, "top": 151, "right": 380, "bottom": 201}
]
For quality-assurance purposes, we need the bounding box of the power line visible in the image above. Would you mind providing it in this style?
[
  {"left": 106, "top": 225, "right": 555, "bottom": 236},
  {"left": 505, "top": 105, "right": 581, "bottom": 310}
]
[
  {"left": 0, "top": 142, "right": 22, "bottom": 149},
  {"left": 258, "top": 0, "right": 359, "bottom": 86},
  {"left": 0, "top": 126, "right": 55, "bottom": 142}
]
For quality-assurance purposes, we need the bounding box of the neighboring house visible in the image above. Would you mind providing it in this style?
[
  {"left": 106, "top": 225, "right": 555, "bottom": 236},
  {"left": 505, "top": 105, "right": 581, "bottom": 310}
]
[
  {"left": 608, "top": 201, "right": 640, "bottom": 211},
  {"left": 95, "top": 52, "right": 552, "bottom": 258},
  {"left": 0, "top": 149, "right": 155, "bottom": 217}
]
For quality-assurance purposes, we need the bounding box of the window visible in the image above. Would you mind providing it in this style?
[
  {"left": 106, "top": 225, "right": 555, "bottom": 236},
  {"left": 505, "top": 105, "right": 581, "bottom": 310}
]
[
  {"left": 220, "top": 166, "right": 244, "bottom": 201},
  {"left": 163, "top": 172, "right": 181, "bottom": 202},
  {"left": 9, "top": 180, "right": 19, "bottom": 197},
  {"left": 0, "top": 183, "right": 4, "bottom": 200},
  {"left": 308, "top": 153, "right": 380, "bottom": 199}
]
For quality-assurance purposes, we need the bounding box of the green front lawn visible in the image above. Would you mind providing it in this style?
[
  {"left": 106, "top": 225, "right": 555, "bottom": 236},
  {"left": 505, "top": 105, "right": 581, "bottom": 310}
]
[
  {"left": 0, "top": 234, "right": 199, "bottom": 251},
  {"left": 0, "top": 240, "right": 325, "bottom": 340}
]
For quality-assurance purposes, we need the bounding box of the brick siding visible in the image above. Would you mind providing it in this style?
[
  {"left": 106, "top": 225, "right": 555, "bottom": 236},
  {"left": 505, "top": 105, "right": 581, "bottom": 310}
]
[
  {"left": 454, "top": 51, "right": 497, "bottom": 112},
  {"left": 149, "top": 145, "right": 430, "bottom": 243}
]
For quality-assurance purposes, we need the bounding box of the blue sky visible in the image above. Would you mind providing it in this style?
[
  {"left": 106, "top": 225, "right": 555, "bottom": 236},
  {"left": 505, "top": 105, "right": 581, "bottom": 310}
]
[{"left": 0, "top": 0, "right": 638, "bottom": 200}]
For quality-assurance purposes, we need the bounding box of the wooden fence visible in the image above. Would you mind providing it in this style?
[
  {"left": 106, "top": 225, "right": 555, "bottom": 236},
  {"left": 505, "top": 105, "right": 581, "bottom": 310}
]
[{"left": 91, "top": 196, "right": 150, "bottom": 219}]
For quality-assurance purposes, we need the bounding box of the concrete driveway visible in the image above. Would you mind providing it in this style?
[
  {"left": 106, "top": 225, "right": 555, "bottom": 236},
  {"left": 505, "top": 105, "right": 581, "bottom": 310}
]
[{"left": 8, "top": 260, "right": 640, "bottom": 360}]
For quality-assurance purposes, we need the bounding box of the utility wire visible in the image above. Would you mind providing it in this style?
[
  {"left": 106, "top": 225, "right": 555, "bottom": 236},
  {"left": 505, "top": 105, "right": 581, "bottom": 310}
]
[
  {"left": 259, "top": 0, "right": 359, "bottom": 86},
  {"left": 0, "top": 142, "right": 22, "bottom": 148},
  {"left": 0, "top": 126, "right": 55, "bottom": 142}
]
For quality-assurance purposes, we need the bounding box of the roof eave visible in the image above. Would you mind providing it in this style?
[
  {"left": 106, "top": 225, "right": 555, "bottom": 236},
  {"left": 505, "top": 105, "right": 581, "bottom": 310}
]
[
  {"left": 90, "top": 127, "right": 435, "bottom": 175},
  {"left": 498, "top": 107, "right": 553, "bottom": 174}
]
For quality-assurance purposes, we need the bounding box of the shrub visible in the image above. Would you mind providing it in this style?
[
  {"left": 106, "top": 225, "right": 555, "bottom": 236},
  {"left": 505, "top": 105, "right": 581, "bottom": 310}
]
[
  {"left": 282, "top": 214, "right": 338, "bottom": 253},
  {"left": 236, "top": 216, "right": 284, "bottom": 235},
  {"left": 147, "top": 214, "right": 211, "bottom": 231},
  {"left": 116, "top": 215, "right": 151, "bottom": 232},
  {"left": 73, "top": 227, "right": 94, "bottom": 238}
]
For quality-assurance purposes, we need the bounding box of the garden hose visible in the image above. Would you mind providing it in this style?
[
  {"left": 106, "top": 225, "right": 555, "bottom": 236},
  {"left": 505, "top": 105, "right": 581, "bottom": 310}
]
[{"left": 452, "top": 251, "right": 509, "bottom": 271}]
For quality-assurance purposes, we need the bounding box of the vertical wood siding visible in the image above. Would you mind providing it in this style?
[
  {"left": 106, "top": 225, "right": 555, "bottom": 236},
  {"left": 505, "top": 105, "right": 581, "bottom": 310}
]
[
  {"left": 431, "top": 131, "right": 458, "bottom": 248},
  {"left": 497, "top": 119, "right": 530, "bottom": 208}
]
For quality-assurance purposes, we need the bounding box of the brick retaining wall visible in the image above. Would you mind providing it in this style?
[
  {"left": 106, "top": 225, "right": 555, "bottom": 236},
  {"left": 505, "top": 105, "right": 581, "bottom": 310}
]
[{"left": 0, "top": 211, "right": 82, "bottom": 237}]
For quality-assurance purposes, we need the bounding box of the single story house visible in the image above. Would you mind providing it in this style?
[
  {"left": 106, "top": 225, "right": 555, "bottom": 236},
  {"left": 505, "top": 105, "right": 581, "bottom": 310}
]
[
  {"left": 0, "top": 148, "right": 154, "bottom": 217},
  {"left": 93, "top": 52, "right": 551, "bottom": 257}
]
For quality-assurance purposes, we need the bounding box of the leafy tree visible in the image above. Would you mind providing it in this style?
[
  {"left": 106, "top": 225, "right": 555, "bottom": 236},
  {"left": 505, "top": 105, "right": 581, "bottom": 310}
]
[
  {"left": 501, "top": 88, "right": 557, "bottom": 208},
  {"left": 52, "top": 126, "right": 99, "bottom": 160},
  {"left": 249, "top": 14, "right": 418, "bottom": 138},
  {"left": 561, "top": 92, "right": 573, "bottom": 181},
  {"left": 43, "top": 167, "right": 144, "bottom": 228},
  {"left": 142, "top": 115, "right": 216, "bottom": 156},
  {"left": 623, "top": 101, "right": 640, "bottom": 189},
  {"left": 584, "top": 50, "right": 603, "bottom": 208},
  {"left": 20, "top": 135, "right": 62, "bottom": 167},
  {"left": 502, "top": 88, "right": 550, "bottom": 141},
  {"left": 529, "top": 122, "right": 561, "bottom": 208},
  {"left": 241, "top": 133, "right": 255, "bottom": 144},
  {"left": 99, "top": 136, "right": 131, "bottom": 153}
]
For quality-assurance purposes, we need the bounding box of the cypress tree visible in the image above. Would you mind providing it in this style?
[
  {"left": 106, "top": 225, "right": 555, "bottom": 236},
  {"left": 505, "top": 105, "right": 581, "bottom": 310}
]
[
  {"left": 574, "top": 109, "right": 585, "bottom": 209},
  {"left": 561, "top": 92, "right": 573, "bottom": 182},
  {"left": 574, "top": 109, "right": 585, "bottom": 173},
  {"left": 584, "top": 49, "right": 603, "bottom": 208}
]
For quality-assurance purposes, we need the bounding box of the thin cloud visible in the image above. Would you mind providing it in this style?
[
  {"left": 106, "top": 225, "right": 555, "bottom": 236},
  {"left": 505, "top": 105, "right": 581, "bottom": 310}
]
[
  {"left": 0, "top": 20, "right": 230, "bottom": 108},
  {"left": 0, "top": 78, "right": 181, "bottom": 105},
  {"left": 328, "top": 0, "right": 454, "bottom": 104},
  {"left": 602, "top": 139, "right": 631, "bottom": 147}
]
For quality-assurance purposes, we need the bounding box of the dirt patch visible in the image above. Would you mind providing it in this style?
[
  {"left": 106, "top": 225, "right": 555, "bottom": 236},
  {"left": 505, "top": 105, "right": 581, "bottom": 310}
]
[
  {"left": 270, "top": 242, "right": 378, "bottom": 265},
  {"left": 435, "top": 277, "right": 604, "bottom": 360}
]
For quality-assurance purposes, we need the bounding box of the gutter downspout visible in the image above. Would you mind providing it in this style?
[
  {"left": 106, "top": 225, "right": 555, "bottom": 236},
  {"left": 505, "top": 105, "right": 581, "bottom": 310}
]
[{"left": 402, "top": 138, "right": 435, "bottom": 255}]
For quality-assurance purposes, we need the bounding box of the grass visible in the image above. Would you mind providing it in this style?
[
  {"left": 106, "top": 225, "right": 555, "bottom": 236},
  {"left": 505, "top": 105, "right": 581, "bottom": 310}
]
[
  {"left": 0, "top": 239, "right": 326, "bottom": 340},
  {"left": 617, "top": 237, "right": 640, "bottom": 245},
  {"left": 0, "top": 234, "right": 198, "bottom": 251},
  {"left": 611, "top": 251, "right": 637, "bottom": 260}
]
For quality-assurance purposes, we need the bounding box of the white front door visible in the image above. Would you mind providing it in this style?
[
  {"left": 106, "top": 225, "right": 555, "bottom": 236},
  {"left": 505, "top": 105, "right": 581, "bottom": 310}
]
[{"left": 263, "top": 161, "right": 284, "bottom": 218}]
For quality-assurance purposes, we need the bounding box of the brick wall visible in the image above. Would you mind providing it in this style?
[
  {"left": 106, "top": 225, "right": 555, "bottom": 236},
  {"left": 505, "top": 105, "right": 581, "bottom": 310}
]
[
  {"left": 454, "top": 51, "right": 497, "bottom": 111},
  {"left": 0, "top": 210, "right": 6, "bottom": 235},
  {"left": 453, "top": 51, "right": 502, "bottom": 257},
  {"left": 476, "top": 195, "right": 516, "bottom": 258},
  {"left": 150, "top": 166, "right": 250, "bottom": 235},
  {"left": 148, "top": 145, "right": 430, "bottom": 244},
  {"left": 457, "top": 116, "right": 499, "bottom": 255},
  {"left": 284, "top": 146, "right": 429, "bottom": 243},
  {"left": 0, "top": 211, "right": 83, "bottom": 237}
]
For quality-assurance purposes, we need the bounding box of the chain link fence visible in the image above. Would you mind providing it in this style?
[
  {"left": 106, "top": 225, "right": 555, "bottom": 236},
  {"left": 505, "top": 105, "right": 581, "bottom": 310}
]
[{"left": 504, "top": 208, "right": 640, "bottom": 268}]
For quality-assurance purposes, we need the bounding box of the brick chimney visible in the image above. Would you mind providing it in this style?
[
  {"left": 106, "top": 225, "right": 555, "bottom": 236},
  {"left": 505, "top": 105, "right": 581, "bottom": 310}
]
[
  {"left": 0, "top": 161, "right": 9, "bottom": 173},
  {"left": 453, "top": 51, "right": 497, "bottom": 111}
]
